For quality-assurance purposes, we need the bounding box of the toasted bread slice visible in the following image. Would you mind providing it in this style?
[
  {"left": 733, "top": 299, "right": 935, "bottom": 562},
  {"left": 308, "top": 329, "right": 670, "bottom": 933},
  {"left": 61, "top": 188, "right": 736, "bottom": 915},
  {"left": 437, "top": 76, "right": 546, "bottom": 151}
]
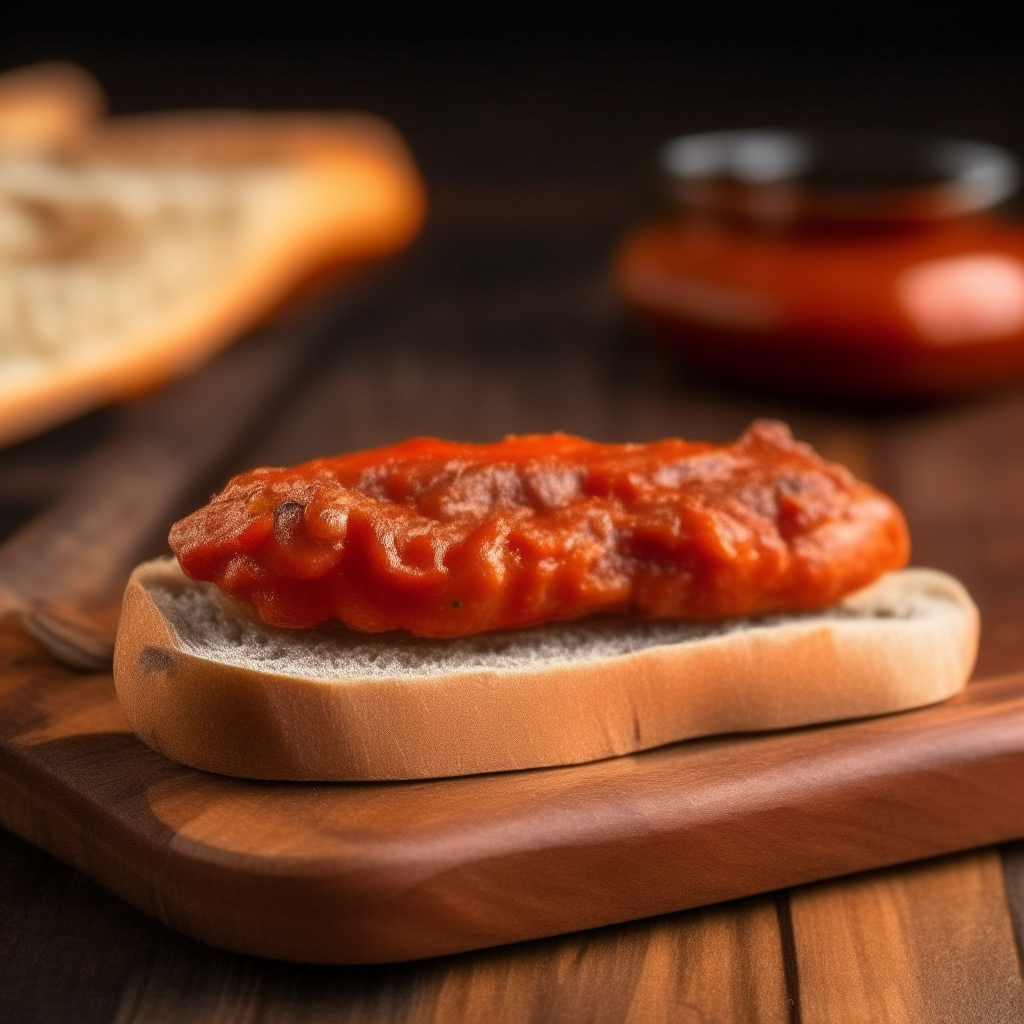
[
  {"left": 113, "top": 558, "right": 979, "bottom": 781},
  {"left": 0, "top": 68, "right": 425, "bottom": 446}
]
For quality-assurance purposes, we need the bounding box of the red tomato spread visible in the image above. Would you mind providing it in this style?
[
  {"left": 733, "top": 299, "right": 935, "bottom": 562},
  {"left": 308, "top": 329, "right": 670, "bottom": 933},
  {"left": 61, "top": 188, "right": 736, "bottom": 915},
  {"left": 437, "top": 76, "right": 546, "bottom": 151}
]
[{"left": 170, "top": 421, "right": 909, "bottom": 635}]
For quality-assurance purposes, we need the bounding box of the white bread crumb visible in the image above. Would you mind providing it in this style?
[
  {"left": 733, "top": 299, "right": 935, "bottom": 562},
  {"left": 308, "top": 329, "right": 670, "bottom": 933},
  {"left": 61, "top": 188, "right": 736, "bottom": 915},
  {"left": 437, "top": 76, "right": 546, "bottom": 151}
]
[{"left": 148, "top": 563, "right": 939, "bottom": 682}]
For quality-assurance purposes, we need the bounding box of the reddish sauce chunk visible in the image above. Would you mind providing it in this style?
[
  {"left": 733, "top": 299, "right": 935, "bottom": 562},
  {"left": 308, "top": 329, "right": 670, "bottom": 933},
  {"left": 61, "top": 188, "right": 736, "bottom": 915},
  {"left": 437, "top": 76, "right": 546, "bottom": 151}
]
[{"left": 170, "top": 421, "right": 909, "bottom": 635}]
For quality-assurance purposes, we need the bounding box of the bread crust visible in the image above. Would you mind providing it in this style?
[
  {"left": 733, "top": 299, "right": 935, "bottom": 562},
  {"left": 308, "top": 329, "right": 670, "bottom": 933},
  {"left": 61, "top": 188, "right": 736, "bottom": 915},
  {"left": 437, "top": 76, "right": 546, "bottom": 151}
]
[
  {"left": 0, "top": 76, "right": 425, "bottom": 447},
  {"left": 113, "top": 559, "right": 979, "bottom": 781},
  {"left": 0, "top": 62, "right": 103, "bottom": 151}
]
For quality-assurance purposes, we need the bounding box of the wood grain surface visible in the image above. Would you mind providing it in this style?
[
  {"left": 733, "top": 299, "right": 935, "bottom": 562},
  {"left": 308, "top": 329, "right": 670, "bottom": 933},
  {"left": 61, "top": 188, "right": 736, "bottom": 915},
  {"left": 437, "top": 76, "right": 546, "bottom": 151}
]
[
  {"left": 3, "top": 613, "right": 1024, "bottom": 965},
  {"left": 791, "top": 851, "right": 1024, "bottom": 1023},
  {"left": 3, "top": 822, "right": 1024, "bottom": 1024}
]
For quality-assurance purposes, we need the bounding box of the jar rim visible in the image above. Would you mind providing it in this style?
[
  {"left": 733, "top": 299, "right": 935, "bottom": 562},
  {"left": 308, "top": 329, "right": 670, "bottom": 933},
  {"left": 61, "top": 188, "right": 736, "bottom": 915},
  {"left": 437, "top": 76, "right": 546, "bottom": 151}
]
[{"left": 659, "top": 130, "right": 1019, "bottom": 226}]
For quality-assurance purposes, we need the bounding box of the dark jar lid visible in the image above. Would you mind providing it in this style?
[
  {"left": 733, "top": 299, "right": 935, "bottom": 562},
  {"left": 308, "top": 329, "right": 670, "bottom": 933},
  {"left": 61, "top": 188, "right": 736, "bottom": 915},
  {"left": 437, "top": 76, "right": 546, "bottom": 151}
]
[{"left": 659, "top": 130, "right": 1019, "bottom": 227}]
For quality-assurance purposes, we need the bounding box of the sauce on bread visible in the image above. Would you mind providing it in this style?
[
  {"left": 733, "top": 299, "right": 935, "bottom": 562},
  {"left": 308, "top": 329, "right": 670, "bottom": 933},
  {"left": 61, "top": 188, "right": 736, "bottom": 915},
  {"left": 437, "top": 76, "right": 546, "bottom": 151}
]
[{"left": 169, "top": 421, "right": 909, "bottom": 635}]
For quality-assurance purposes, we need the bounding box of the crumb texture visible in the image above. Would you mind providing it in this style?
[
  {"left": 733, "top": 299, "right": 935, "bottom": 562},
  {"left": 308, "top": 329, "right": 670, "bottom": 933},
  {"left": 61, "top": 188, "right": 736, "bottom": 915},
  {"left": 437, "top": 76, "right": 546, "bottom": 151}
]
[
  {"left": 147, "top": 562, "right": 955, "bottom": 681},
  {"left": 0, "top": 158, "right": 285, "bottom": 376}
]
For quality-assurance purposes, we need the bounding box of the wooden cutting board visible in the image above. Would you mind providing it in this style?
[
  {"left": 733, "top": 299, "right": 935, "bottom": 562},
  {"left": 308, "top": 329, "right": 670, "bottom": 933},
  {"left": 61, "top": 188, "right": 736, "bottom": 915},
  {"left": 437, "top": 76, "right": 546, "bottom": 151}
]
[{"left": 3, "top": 616, "right": 1024, "bottom": 966}]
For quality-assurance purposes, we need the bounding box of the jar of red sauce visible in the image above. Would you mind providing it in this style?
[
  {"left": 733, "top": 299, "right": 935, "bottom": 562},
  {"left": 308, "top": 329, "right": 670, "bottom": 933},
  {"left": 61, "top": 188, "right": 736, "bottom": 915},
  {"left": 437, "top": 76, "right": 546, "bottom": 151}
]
[{"left": 616, "top": 130, "right": 1024, "bottom": 400}]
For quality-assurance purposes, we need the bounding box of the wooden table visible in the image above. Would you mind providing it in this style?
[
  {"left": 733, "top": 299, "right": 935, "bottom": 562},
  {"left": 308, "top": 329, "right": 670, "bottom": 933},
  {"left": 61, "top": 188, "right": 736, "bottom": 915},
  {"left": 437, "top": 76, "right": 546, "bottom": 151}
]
[{"left": 4, "top": 43, "right": 1024, "bottom": 1023}]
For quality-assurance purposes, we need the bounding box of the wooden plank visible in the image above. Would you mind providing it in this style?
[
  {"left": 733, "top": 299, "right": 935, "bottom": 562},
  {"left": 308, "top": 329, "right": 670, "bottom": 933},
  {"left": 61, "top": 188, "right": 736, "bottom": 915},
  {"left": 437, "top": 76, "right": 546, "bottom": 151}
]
[
  {"left": 791, "top": 850, "right": 1024, "bottom": 1023},
  {"left": 0, "top": 820, "right": 792, "bottom": 1024},
  {"left": 5, "top": 617, "right": 1024, "bottom": 965},
  {"left": 108, "top": 897, "right": 791, "bottom": 1024},
  {"left": 0, "top": 817, "right": 793, "bottom": 1024},
  {"left": 1001, "top": 841, "right": 1024, "bottom": 964}
]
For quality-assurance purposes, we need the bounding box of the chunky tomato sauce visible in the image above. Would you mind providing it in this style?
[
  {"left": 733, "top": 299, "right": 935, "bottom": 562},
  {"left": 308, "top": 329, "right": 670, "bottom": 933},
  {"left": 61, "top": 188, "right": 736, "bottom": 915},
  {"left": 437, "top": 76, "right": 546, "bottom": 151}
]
[{"left": 170, "top": 421, "right": 909, "bottom": 635}]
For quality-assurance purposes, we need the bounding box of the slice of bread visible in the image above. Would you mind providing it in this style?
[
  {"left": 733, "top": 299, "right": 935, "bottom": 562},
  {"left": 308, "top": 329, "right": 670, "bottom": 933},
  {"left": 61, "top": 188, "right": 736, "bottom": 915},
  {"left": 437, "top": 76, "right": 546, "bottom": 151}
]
[
  {"left": 113, "top": 557, "right": 979, "bottom": 781},
  {"left": 0, "top": 65, "right": 425, "bottom": 447}
]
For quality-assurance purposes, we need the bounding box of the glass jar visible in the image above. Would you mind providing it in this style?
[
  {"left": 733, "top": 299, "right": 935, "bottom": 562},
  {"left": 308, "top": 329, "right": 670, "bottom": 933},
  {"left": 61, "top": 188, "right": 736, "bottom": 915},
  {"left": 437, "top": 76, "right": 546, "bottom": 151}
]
[{"left": 616, "top": 130, "right": 1024, "bottom": 400}]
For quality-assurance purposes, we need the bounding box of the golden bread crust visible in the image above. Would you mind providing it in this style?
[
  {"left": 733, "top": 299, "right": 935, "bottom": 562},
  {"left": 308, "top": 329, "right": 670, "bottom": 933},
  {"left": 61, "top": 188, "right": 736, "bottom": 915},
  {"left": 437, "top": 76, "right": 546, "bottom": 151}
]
[
  {"left": 0, "top": 62, "right": 103, "bottom": 151},
  {"left": 113, "top": 559, "right": 979, "bottom": 781}
]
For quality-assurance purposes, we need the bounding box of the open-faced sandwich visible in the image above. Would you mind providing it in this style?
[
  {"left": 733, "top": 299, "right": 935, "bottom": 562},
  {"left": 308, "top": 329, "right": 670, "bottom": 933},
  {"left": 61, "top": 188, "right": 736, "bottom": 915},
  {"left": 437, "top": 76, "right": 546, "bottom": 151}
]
[{"left": 113, "top": 421, "right": 978, "bottom": 780}]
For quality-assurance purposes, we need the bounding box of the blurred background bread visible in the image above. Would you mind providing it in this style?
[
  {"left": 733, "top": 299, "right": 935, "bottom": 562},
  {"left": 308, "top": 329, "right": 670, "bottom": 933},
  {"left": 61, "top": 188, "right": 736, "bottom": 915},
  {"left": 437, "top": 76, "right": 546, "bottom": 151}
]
[
  {"left": 0, "top": 62, "right": 103, "bottom": 152},
  {"left": 0, "top": 62, "right": 425, "bottom": 447}
]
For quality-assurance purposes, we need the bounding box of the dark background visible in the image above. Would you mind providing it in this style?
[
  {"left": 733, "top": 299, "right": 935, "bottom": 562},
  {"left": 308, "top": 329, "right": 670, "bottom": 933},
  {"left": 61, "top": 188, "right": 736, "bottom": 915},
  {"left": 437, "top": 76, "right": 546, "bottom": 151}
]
[{"left": 6, "top": 3, "right": 1024, "bottom": 187}]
